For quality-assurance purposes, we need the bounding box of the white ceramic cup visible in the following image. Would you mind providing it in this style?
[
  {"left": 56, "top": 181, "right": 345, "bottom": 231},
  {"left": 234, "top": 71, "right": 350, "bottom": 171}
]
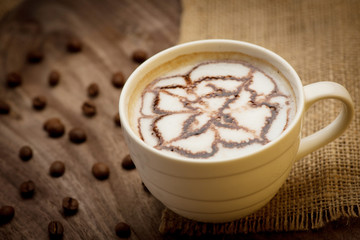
[{"left": 119, "top": 39, "right": 354, "bottom": 223}]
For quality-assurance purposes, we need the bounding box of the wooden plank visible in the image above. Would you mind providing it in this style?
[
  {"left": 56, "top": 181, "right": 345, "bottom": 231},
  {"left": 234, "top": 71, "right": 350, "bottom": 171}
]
[{"left": 0, "top": 0, "right": 180, "bottom": 239}]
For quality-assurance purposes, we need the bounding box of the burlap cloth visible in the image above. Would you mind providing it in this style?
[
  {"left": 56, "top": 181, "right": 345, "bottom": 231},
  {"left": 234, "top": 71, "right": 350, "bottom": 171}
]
[{"left": 159, "top": 0, "right": 360, "bottom": 235}]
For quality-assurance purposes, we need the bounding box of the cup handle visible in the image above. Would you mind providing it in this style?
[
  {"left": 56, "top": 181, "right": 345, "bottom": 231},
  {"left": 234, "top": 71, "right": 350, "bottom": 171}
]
[{"left": 295, "top": 81, "right": 354, "bottom": 161}]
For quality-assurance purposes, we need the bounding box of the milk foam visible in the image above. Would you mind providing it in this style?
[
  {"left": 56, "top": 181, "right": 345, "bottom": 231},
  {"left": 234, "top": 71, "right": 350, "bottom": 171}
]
[{"left": 132, "top": 54, "right": 296, "bottom": 160}]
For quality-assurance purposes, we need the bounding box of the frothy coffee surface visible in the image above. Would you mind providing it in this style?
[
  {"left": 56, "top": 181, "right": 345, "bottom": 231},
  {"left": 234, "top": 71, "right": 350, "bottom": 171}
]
[{"left": 130, "top": 52, "right": 296, "bottom": 160}]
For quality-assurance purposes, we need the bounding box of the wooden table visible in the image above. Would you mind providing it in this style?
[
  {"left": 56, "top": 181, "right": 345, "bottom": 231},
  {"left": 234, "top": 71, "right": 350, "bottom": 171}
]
[{"left": 0, "top": 0, "right": 359, "bottom": 239}]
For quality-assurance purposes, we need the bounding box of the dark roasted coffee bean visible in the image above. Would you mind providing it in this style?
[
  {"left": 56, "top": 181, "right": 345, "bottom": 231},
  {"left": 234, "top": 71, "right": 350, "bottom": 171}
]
[
  {"left": 0, "top": 100, "right": 10, "bottom": 114},
  {"left": 48, "top": 221, "right": 64, "bottom": 240},
  {"left": 132, "top": 49, "right": 148, "bottom": 63},
  {"left": 44, "top": 118, "right": 65, "bottom": 138},
  {"left": 47, "top": 122, "right": 65, "bottom": 137},
  {"left": 69, "top": 128, "right": 87, "bottom": 144},
  {"left": 82, "top": 101, "right": 96, "bottom": 117},
  {"left": 121, "top": 155, "right": 135, "bottom": 170},
  {"left": 92, "top": 162, "right": 110, "bottom": 180},
  {"left": 62, "top": 197, "right": 79, "bottom": 216},
  {"left": 49, "top": 161, "right": 65, "bottom": 177},
  {"left": 19, "top": 146, "right": 33, "bottom": 161},
  {"left": 66, "top": 38, "right": 82, "bottom": 53},
  {"left": 111, "top": 72, "right": 125, "bottom": 88},
  {"left": 0, "top": 206, "right": 15, "bottom": 225},
  {"left": 87, "top": 83, "right": 99, "bottom": 97},
  {"left": 48, "top": 70, "right": 60, "bottom": 87},
  {"left": 27, "top": 49, "right": 44, "bottom": 63},
  {"left": 20, "top": 180, "right": 35, "bottom": 199},
  {"left": 115, "top": 222, "right": 131, "bottom": 238},
  {"left": 6, "top": 72, "right": 22, "bottom": 88},
  {"left": 32, "top": 95, "right": 47, "bottom": 110},
  {"left": 44, "top": 118, "right": 61, "bottom": 130},
  {"left": 114, "top": 112, "right": 121, "bottom": 127}
]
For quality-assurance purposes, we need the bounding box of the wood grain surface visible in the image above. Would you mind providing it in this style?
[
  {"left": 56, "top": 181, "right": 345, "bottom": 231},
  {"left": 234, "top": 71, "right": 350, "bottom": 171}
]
[
  {"left": 0, "top": 0, "right": 179, "bottom": 239},
  {"left": 1, "top": 0, "right": 360, "bottom": 239}
]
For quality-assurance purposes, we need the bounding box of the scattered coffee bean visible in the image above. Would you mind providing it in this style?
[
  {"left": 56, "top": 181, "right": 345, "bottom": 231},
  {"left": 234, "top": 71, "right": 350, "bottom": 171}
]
[
  {"left": 47, "top": 122, "right": 65, "bottom": 138},
  {"left": 82, "top": 101, "right": 96, "bottom": 117},
  {"left": 114, "top": 112, "right": 121, "bottom": 127},
  {"left": 92, "top": 162, "right": 110, "bottom": 180},
  {"left": 44, "top": 118, "right": 65, "bottom": 138},
  {"left": 121, "top": 155, "right": 135, "bottom": 170},
  {"left": 115, "top": 222, "right": 131, "bottom": 238},
  {"left": 0, "top": 99, "right": 10, "bottom": 114},
  {"left": 32, "top": 95, "right": 47, "bottom": 110},
  {"left": 48, "top": 221, "right": 64, "bottom": 240},
  {"left": 132, "top": 49, "right": 148, "bottom": 63},
  {"left": 27, "top": 49, "right": 44, "bottom": 63},
  {"left": 111, "top": 72, "right": 125, "bottom": 88},
  {"left": 69, "top": 128, "right": 87, "bottom": 144},
  {"left": 62, "top": 197, "right": 79, "bottom": 216},
  {"left": 6, "top": 72, "right": 22, "bottom": 88},
  {"left": 49, "top": 161, "right": 65, "bottom": 177},
  {"left": 66, "top": 38, "right": 82, "bottom": 53},
  {"left": 20, "top": 180, "right": 35, "bottom": 199},
  {"left": 0, "top": 205, "right": 15, "bottom": 225},
  {"left": 48, "top": 70, "right": 61, "bottom": 87},
  {"left": 43, "top": 118, "right": 60, "bottom": 130},
  {"left": 87, "top": 83, "right": 99, "bottom": 97},
  {"left": 19, "top": 146, "right": 33, "bottom": 161}
]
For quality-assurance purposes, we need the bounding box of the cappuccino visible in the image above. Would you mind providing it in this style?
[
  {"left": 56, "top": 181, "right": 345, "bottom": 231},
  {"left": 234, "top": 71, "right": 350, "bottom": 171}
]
[{"left": 129, "top": 52, "right": 296, "bottom": 160}]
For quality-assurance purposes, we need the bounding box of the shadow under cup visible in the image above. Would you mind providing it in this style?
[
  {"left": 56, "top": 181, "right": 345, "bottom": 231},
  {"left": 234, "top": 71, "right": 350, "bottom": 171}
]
[{"left": 119, "top": 40, "right": 305, "bottom": 223}]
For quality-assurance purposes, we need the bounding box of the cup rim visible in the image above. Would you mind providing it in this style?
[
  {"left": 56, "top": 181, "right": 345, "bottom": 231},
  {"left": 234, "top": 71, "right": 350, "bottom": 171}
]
[{"left": 119, "top": 39, "right": 304, "bottom": 164}]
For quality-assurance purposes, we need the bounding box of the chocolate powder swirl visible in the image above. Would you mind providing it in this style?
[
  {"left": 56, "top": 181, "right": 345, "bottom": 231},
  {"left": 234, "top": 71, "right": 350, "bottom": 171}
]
[{"left": 137, "top": 60, "right": 293, "bottom": 159}]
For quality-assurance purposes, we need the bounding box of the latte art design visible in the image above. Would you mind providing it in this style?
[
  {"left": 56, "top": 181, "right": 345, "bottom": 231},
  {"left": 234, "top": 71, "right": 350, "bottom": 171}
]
[{"left": 136, "top": 60, "right": 295, "bottom": 159}]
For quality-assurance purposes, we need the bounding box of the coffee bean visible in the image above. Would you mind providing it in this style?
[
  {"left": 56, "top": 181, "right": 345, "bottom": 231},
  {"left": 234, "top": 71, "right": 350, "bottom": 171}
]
[
  {"left": 19, "top": 146, "right": 33, "bottom": 161},
  {"left": 49, "top": 161, "right": 65, "bottom": 177},
  {"left": 6, "top": 72, "right": 22, "bottom": 88},
  {"left": 92, "top": 162, "right": 110, "bottom": 180},
  {"left": 121, "top": 155, "right": 135, "bottom": 170},
  {"left": 66, "top": 38, "right": 82, "bottom": 53},
  {"left": 48, "top": 221, "right": 64, "bottom": 240},
  {"left": 44, "top": 118, "right": 65, "bottom": 138},
  {"left": 43, "top": 118, "right": 60, "bottom": 130},
  {"left": 47, "top": 122, "right": 65, "bottom": 138},
  {"left": 20, "top": 180, "right": 35, "bottom": 199},
  {"left": 27, "top": 49, "right": 44, "bottom": 63},
  {"left": 114, "top": 113, "right": 121, "bottom": 127},
  {"left": 48, "top": 70, "right": 61, "bottom": 87},
  {"left": 0, "top": 99, "right": 10, "bottom": 114},
  {"left": 132, "top": 49, "right": 148, "bottom": 63},
  {"left": 62, "top": 197, "right": 79, "bottom": 216},
  {"left": 87, "top": 83, "right": 99, "bottom": 97},
  {"left": 0, "top": 206, "right": 15, "bottom": 225},
  {"left": 32, "top": 95, "right": 47, "bottom": 110},
  {"left": 115, "top": 222, "right": 131, "bottom": 238},
  {"left": 111, "top": 72, "right": 125, "bottom": 88},
  {"left": 69, "top": 128, "right": 87, "bottom": 144},
  {"left": 82, "top": 101, "right": 96, "bottom": 117}
]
